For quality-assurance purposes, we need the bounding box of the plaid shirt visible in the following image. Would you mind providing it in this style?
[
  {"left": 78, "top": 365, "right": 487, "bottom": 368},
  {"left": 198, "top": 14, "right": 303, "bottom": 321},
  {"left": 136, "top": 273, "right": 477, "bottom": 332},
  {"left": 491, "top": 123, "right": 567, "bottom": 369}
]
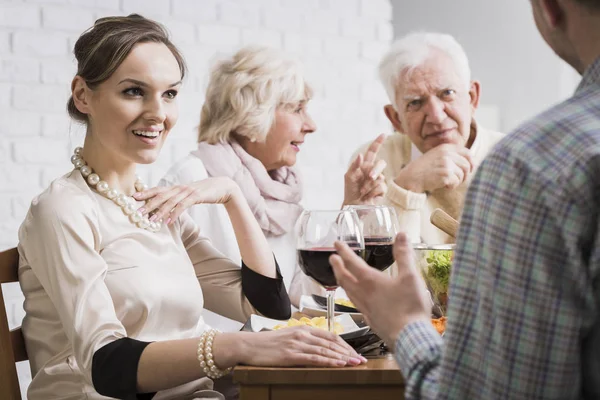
[{"left": 395, "top": 56, "right": 600, "bottom": 400}]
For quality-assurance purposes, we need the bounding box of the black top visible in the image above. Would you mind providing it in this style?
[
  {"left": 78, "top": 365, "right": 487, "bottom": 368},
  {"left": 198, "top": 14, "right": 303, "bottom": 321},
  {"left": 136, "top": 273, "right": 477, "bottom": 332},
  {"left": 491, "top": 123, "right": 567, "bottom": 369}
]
[
  {"left": 241, "top": 257, "right": 291, "bottom": 320},
  {"left": 91, "top": 258, "right": 289, "bottom": 399}
]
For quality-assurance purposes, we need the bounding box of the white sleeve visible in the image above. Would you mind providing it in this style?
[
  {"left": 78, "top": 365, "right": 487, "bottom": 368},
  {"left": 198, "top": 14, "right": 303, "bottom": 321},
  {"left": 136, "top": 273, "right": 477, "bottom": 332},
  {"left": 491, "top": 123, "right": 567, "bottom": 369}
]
[{"left": 384, "top": 180, "right": 427, "bottom": 244}]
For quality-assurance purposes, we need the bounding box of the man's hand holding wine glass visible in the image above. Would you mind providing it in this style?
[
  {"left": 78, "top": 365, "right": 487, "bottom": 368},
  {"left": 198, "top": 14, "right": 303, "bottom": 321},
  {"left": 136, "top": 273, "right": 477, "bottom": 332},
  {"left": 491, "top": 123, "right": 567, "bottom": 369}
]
[{"left": 329, "top": 232, "right": 432, "bottom": 346}]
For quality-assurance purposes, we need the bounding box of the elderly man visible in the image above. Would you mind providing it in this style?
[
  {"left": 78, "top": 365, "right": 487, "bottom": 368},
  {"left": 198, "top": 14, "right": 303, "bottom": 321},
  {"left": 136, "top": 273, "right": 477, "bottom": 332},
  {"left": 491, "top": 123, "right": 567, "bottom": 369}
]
[
  {"left": 347, "top": 32, "right": 504, "bottom": 245},
  {"left": 332, "top": 0, "right": 600, "bottom": 398}
]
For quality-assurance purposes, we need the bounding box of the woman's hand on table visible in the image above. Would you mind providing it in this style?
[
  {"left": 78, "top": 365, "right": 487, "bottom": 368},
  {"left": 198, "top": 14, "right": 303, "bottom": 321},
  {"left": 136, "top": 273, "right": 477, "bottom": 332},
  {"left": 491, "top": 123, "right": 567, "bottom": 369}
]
[
  {"left": 343, "top": 134, "right": 387, "bottom": 206},
  {"left": 134, "top": 177, "right": 242, "bottom": 225},
  {"left": 329, "top": 232, "right": 432, "bottom": 346},
  {"left": 228, "top": 327, "right": 367, "bottom": 368}
]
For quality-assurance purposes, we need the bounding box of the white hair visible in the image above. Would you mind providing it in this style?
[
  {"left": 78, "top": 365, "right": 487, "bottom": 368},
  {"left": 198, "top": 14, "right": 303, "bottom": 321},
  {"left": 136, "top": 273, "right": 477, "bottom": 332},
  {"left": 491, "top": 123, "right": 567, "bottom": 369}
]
[
  {"left": 198, "top": 45, "right": 312, "bottom": 144},
  {"left": 378, "top": 32, "right": 471, "bottom": 109}
]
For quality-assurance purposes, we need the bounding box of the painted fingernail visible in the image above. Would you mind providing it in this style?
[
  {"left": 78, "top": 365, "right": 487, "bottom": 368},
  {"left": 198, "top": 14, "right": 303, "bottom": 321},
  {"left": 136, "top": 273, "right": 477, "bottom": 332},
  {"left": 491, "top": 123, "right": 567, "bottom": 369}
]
[
  {"left": 138, "top": 207, "right": 145, "bottom": 213},
  {"left": 166, "top": 218, "right": 172, "bottom": 225},
  {"left": 348, "top": 357, "right": 361, "bottom": 365},
  {"left": 133, "top": 192, "right": 141, "bottom": 198},
  {"left": 149, "top": 214, "right": 157, "bottom": 222}
]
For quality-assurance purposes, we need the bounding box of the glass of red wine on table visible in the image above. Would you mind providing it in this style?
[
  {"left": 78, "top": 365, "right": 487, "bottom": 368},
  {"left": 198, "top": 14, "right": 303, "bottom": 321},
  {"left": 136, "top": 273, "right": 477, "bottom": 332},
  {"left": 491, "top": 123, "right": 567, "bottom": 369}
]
[
  {"left": 345, "top": 205, "right": 400, "bottom": 272},
  {"left": 295, "top": 206, "right": 399, "bottom": 333},
  {"left": 296, "top": 209, "right": 364, "bottom": 333}
]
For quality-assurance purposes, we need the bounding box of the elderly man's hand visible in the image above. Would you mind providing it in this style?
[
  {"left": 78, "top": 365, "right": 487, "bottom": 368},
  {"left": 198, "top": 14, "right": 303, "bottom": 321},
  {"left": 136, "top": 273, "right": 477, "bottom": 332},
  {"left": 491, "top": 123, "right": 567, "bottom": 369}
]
[
  {"left": 329, "top": 233, "right": 432, "bottom": 346},
  {"left": 343, "top": 134, "right": 388, "bottom": 206},
  {"left": 395, "top": 144, "right": 474, "bottom": 193}
]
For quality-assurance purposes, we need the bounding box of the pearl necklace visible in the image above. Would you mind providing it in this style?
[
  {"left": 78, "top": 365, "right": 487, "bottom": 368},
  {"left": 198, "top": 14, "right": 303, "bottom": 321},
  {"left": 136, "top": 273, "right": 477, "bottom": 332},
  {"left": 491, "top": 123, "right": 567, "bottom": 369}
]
[{"left": 70, "top": 147, "right": 162, "bottom": 233}]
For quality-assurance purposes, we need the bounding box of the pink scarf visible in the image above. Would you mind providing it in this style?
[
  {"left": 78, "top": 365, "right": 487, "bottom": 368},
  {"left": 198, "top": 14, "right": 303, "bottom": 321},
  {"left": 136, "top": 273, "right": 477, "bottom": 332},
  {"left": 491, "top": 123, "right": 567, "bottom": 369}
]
[{"left": 192, "top": 141, "right": 304, "bottom": 236}]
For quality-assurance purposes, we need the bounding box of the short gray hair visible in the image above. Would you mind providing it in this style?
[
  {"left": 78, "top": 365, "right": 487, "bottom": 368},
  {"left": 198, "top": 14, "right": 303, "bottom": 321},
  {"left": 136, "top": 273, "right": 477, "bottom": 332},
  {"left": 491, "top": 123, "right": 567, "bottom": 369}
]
[
  {"left": 378, "top": 32, "right": 471, "bottom": 109},
  {"left": 198, "top": 45, "right": 312, "bottom": 144}
]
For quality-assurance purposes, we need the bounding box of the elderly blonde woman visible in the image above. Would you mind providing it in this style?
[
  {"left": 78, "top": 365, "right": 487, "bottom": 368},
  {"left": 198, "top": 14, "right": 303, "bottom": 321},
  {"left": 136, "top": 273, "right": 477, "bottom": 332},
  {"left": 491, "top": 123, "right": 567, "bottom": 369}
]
[{"left": 161, "top": 46, "right": 385, "bottom": 308}]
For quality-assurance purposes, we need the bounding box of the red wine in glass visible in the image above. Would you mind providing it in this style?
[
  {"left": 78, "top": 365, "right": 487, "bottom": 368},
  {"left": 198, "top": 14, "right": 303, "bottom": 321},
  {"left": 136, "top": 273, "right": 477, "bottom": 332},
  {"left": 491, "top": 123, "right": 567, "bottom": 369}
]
[
  {"left": 363, "top": 237, "right": 395, "bottom": 271},
  {"left": 297, "top": 247, "right": 364, "bottom": 289},
  {"left": 344, "top": 205, "right": 400, "bottom": 272}
]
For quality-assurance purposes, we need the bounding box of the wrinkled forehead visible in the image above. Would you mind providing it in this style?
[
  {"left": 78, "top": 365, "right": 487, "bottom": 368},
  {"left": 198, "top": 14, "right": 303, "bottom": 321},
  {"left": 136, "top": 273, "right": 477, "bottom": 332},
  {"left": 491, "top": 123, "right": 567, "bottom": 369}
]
[
  {"left": 280, "top": 97, "right": 311, "bottom": 111},
  {"left": 396, "top": 52, "right": 466, "bottom": 97}
]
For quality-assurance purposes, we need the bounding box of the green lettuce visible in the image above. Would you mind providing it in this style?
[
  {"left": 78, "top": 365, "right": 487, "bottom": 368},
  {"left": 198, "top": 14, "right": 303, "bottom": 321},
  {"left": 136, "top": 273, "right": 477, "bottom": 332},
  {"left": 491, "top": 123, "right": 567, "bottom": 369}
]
[{"left": 425, "top": 250, "right": 452, "bottom": 296}]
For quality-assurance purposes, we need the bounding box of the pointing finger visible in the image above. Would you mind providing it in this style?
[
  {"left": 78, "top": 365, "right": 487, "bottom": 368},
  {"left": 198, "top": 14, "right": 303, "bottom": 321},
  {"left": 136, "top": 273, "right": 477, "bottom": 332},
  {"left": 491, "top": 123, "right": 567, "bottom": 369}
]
[{"left": 363, "top": 134, "right": 385, "bottom": 164}]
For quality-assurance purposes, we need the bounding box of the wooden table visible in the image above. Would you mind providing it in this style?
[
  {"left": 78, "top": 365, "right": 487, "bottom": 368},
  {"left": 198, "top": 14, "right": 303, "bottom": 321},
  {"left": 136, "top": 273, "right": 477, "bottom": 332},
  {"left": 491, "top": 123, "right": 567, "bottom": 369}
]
[{"left": 233, "top": 354, "right": 404, "bottom": 400}]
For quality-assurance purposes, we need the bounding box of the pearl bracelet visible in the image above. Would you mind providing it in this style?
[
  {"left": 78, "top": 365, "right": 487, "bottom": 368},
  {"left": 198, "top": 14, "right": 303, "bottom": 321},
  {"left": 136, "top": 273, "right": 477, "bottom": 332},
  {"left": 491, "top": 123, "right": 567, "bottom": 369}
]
[{"left": 197, "top": 328, "right": 232, "bottom": 380}]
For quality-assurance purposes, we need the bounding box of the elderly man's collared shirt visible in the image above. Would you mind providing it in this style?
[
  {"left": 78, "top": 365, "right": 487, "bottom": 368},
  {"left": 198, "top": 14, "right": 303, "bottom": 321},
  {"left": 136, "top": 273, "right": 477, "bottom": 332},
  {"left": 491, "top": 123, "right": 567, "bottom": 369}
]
[{"left": 395, "top": 56, "right": 600, "bottom": 399}]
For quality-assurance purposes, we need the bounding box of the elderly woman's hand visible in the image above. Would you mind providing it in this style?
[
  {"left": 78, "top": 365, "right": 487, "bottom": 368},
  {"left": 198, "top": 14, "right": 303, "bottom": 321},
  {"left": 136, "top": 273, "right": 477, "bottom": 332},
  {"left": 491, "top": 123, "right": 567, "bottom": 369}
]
[
  {"left": 343, "top": 134, "right": 387, "bottom": 206},
  {"left": 134, "top": 177, "right": 241, "bottom": 225}
]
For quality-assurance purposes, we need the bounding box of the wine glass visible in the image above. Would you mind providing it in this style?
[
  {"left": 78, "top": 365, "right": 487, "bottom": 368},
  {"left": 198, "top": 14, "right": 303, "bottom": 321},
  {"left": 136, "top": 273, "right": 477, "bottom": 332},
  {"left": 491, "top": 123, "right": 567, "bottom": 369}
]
[
  {"left": 295, "top": 209, "right": 364, "bottom": 332},
  {"left": 345, "top": 205, "right": 400, "bottom": 272}
]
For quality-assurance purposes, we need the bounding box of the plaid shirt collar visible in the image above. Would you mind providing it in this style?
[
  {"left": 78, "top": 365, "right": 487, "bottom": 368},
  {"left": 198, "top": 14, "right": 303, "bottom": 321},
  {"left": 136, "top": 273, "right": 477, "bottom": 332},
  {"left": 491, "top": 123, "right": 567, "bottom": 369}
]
[{"left": 577, "top": 55, "right": 600, "bottom": 93}]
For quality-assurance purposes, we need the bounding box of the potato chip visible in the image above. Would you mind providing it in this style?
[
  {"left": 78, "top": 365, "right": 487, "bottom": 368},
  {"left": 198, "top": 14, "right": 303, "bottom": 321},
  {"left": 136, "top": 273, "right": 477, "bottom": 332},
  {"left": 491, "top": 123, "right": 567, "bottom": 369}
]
[
  {"left": 272, "top": 316, "right": 344, "bottom": 334},
  {"left": 335, "top": 298, "right": 355, "bottom": 308}
]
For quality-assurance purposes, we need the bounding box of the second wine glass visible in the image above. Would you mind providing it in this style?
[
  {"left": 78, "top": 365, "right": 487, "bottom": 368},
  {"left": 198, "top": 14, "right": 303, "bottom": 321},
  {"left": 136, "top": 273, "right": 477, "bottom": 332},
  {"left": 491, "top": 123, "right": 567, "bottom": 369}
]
[{"left": 345, "top": 205, "right": 400, "bottom": 272}]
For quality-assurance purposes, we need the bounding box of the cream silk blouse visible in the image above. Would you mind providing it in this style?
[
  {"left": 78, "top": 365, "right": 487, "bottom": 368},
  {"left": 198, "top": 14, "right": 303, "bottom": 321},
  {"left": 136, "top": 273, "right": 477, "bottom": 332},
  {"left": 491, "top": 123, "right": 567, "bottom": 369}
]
[{"left": 18, "top": 171, "right": 257, "bottom": 400}]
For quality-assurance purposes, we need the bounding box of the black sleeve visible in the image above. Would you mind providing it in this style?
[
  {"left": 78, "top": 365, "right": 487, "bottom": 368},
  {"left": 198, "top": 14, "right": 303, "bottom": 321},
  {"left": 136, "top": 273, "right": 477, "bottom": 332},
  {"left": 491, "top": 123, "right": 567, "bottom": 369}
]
[
  {"left": 92, "top": 337, "right": 156, "bottom": 400},
  {"left": 241, "top": 257, "right": 291, "bottom": 320}
]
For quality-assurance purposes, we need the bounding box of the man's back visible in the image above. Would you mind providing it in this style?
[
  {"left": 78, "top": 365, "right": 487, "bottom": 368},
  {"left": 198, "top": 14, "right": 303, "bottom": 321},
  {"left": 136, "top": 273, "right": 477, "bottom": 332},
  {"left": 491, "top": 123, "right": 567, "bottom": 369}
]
[{"left": 442, "top": 58, "right": 600, "bottom": 399}]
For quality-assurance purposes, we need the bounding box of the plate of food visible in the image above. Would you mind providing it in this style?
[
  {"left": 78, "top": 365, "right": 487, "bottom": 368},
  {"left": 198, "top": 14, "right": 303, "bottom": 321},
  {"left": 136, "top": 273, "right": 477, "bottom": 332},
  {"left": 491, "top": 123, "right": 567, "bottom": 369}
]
[
  {"left": 298, "top": 295, "right": 363, "bottom": 322},
  {"left": 244, "top": 313, "right": 370, "bottom": 340}
]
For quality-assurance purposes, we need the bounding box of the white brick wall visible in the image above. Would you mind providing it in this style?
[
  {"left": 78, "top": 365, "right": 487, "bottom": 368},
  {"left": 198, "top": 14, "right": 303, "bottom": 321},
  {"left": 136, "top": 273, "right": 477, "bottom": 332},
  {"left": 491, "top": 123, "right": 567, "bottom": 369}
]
[
  {"left": 0, "top": 56, "right": 40, "bottom": 83},
  {"left": 1, "top": 0, "right": 392, "bottom": 395},
  {"left": 0, "top": 4, "right": 40, "bottom": 29},
  {"left": 13, "top": 30, "right": 69, "bottom": 56}
]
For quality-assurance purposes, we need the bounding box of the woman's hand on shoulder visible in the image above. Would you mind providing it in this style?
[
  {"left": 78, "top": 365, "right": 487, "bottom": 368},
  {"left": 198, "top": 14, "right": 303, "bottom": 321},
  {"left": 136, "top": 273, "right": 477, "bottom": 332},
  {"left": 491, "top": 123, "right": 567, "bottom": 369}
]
[
  {"left": 236, "top": 326, "right": 366, "bottom": 368},
  {"left": 133, "top": 177, "right": 242, "bottom": 225}
]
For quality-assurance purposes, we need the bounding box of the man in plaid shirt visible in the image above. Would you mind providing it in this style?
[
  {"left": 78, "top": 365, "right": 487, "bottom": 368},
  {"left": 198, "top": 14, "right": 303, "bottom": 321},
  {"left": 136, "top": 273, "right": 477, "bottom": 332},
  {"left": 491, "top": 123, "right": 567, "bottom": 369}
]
[{"left": 330, "top": 0, "right": 600, "bottom": 398}]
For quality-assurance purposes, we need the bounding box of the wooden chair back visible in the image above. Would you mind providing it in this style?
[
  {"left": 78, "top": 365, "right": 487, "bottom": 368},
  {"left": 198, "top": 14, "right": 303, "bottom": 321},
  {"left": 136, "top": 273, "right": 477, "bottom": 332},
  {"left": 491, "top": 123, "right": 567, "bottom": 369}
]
[{"left": 0, "top": 247, "right": 26, "bottom": 400}]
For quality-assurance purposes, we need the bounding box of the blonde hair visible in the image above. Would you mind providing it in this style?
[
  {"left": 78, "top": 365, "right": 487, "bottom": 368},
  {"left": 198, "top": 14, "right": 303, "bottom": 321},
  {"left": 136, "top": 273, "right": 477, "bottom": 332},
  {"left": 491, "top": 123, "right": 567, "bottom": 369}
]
[
  {"left": 379, "top": 32, "right": 471, "bottom": 110},
  {"left": 198, "top": 46, "right": 312, "bottom": 144}
]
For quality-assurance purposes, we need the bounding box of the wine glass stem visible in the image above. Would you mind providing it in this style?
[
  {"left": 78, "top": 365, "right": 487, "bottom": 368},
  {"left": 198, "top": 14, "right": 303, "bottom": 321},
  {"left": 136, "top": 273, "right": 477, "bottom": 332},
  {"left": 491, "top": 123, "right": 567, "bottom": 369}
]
[{"left": 326, "top": 289, "right": 336, "bottom": 333}]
